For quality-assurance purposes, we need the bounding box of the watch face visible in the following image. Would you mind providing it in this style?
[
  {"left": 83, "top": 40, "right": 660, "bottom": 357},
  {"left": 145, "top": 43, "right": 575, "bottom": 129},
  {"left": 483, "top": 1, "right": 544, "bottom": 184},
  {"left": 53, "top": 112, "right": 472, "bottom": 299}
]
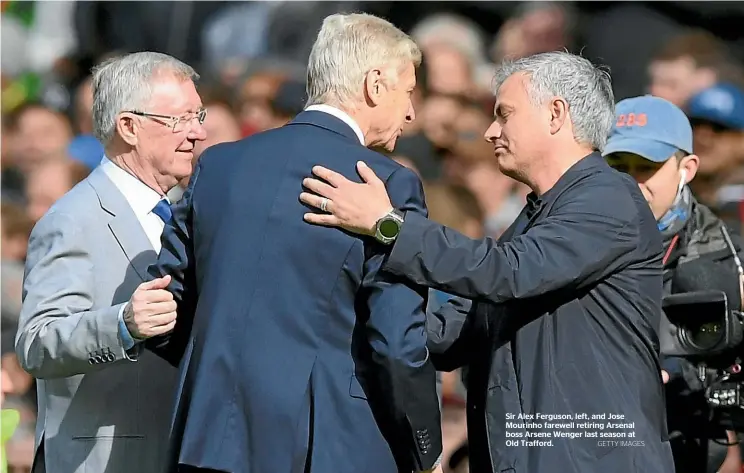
[{"left": 379, "top": 218, "right": 399, "bottom": 239}]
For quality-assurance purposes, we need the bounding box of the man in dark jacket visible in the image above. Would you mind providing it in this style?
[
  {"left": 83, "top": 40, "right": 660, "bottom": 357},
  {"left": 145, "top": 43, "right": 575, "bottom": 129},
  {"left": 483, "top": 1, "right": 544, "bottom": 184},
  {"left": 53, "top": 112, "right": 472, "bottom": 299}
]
[{"left": 300, "top": 51, "right": 675, "bottom": 473}]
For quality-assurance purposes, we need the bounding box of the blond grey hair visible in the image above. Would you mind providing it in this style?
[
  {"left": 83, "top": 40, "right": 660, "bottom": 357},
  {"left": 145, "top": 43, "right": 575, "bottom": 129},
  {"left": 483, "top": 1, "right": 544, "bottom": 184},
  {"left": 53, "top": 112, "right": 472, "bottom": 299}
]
[
  {"left": 306, "top": 13, "right": 421, "bottom": 107},
  {"left": 92, "top": 51, "right": 198, "bottom": 145}
]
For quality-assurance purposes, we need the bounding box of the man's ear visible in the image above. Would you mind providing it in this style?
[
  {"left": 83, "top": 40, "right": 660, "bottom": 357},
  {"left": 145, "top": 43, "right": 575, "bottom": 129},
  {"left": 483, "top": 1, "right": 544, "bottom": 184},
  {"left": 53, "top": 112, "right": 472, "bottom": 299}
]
[
  {"left": 680, "top": 154, "right": 700, "bottom": 183},
  {"left": 548, "top": 96, "right": 569, "bottom": 135},
  {"left": 364, "top": 68, "right": 384, "bottom": 106},
  {"left": 116, "top": 113, "right": 139, "bottom": 146}
]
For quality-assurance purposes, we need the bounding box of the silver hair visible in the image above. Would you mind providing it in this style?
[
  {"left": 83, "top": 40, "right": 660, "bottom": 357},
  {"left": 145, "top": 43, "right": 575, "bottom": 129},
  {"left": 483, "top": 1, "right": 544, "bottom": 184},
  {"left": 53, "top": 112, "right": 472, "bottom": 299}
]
[
  {"left": 306, "top": 13, "right": 421, "bottom": 107},
  {"left": 91, "top": 51, "right": 199, "bottom": 145},
  {"left": 492, "top": 51, "right": 615, "bottom": 151}
]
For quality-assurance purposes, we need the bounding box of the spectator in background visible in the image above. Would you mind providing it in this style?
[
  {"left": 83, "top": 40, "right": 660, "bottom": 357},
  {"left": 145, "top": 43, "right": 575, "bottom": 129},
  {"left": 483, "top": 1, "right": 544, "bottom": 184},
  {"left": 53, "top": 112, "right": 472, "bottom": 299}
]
[
  {"left": 72, "top": 75, "right": 93, "bottom": 135},
  {"left": 192, "top": 87, "right": 241, "bottom": 160},
  {"left": 490, "top": 2, "right": 574, "bottom": 62},
  {"left": 2, "top": 330, "right": 20, "bottom": 473},
  {"left": 25, "top": 157, "right": 90, "bottom": 222},
  {"left": 648, "top": 30, "right": 744, "bottom": 109},
  {"left": 268, "top": 78, "right": 306, "bottom": 126},
  {"left": 685, "top": 83, "right": 744, "bottom": 231},
  {"left": 422, "top": 43, "right": 474, "bottom": 98},
  {"left": 1, "top": 203, "right": 33, "bottom": 264},
  {"left": 3, "top": 103, "right": 73, "bottom": 174},
  {"left": 410, "top": 13, "right": 493, "bottom": 95},
  {"left": 1, "top": 202, "right": 34, "bottom": 329},
  {"left": 237, "top": 68, "right": 288, "bottom": 136},
  {"left": 419, "top": 94, "right": 464, "bottom": 151}
]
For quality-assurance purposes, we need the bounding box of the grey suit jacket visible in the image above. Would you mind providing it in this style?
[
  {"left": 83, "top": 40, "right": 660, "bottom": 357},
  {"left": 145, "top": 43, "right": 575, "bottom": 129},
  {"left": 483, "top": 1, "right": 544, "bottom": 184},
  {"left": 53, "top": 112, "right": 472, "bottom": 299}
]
[{"left": 16, "top": 166, "right": 179, "bottom": 473}]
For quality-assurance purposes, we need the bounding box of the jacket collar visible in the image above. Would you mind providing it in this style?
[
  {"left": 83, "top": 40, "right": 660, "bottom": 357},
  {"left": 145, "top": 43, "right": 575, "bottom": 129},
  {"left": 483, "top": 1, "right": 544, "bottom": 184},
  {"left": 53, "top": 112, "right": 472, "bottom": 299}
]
[
  {"left": 286, "top": 110, "right": 363, "bottom": 145},
  {"left": 526, "top": 152, "right": 606, "bottom": 210}
]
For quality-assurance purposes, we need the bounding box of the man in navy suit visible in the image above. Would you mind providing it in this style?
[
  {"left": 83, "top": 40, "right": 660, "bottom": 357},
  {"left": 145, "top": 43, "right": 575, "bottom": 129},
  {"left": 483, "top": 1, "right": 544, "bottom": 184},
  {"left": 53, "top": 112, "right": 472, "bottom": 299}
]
[{"left": 147, "top": 12, "right": 443, "bottom": 473}]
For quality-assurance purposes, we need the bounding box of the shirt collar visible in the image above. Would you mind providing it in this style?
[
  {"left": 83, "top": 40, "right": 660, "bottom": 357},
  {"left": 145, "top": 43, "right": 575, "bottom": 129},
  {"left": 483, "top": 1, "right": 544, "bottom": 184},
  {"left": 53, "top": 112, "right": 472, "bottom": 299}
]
[
  {"left": 99, "top": 156, "right": 166, "bottom": 217},
  {"left": 304, "top": 104, "right": 365, "bottom": 146}
]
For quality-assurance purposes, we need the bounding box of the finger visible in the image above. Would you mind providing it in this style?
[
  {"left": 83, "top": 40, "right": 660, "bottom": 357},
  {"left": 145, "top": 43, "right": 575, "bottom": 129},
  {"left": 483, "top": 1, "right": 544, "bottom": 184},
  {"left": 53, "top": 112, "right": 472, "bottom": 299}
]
[
  {"left": 302, "top": 177, "right": 336, "bottom": 198},
  {"left": 299, "top": 192, "right": 334, "bottom": 213},
  {"left": 661, "top": 370, "right": 670, "bottom": 384},
  {"left": 142, "top": 300, "right": 177, "bottom": 316},
  {"left": 140, "top": 274, "right": 172, "bottom": 290},
  {"left": 145, "top": 319, "right": 176, "bottom": 337},
  {"left": 156, "top": 320, "right": 177, "bottom": 335},
  {"left": 147, "top": 310, "right": 178, "bottom": 327},
  {"left": 356, "top": 161, "right": 383, "bottom": 186},
  {"left": 303, "top": 212, "right": 343, "bottom": 227},
  {"left": 143, "top": 288, "right": 175, "bottom": 303},
  {"left": 312, "top": 166, "right": 347, "bottom": 188}
]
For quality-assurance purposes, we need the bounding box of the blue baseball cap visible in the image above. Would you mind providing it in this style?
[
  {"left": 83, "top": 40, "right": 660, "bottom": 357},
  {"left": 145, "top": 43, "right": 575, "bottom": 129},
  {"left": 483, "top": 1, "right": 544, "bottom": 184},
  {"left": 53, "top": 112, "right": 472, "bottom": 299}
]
[
  {"left": 687, "top": 83, "right": 744, "bottom": 131},
  {"left": 602, "top": 95, "right": 693, "bottom": 163}
]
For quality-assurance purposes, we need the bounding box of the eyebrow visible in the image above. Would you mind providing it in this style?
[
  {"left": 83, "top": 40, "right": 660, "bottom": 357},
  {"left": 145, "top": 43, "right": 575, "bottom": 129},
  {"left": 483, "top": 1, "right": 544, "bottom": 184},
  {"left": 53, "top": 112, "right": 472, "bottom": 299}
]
[{"left": 494, "top": 103, "right": 514, "bottom": 115}]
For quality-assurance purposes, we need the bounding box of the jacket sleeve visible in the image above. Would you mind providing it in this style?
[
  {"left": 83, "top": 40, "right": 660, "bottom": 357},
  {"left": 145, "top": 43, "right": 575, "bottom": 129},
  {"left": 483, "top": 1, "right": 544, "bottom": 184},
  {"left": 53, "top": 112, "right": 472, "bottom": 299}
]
[
  {"left": 383, "top": 178, "right": 645, "bottom": 305},
  {"left": 427, "top": 296, "right": 477, "bottom": 372},
  {"left": 15, "top": 211, "right": 135, "bottom": 379},
  {"left": 361, "top": 166, "right": 443, "bottom": 472},
  {"left": 145, "top": 159, "right": 202, "bottom": 366}
]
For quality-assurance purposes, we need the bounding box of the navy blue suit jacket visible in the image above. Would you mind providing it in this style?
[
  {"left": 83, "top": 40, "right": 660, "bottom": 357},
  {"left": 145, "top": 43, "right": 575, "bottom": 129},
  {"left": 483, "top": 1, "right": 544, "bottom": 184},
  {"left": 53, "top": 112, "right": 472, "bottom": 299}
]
[{"left": 147, "top": 111, "right": 443, "bottom": 473}]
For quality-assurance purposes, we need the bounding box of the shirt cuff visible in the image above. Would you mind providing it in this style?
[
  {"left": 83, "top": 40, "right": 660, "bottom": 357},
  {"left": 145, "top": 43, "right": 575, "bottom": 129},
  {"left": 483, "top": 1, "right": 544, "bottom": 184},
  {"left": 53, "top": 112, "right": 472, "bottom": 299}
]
[{"left": 117, "top": 305, "right": 138, "bottom": 350}]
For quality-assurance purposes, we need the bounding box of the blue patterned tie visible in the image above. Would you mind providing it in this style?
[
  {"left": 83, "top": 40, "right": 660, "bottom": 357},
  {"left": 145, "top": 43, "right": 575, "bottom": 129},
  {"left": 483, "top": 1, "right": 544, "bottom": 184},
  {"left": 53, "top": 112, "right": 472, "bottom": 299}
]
[{"left": 152, "top": 199, "right": 172, "bottom": 224}]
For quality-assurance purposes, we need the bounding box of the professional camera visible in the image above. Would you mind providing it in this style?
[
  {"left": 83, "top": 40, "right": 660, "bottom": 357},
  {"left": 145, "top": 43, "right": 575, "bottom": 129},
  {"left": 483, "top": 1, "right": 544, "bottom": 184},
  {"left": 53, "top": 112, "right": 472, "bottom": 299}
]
[
  {"left": 661, "top": 290, "right": 744, "bottom": 473},
  {"left": 662, "top": 290, "right": 744, "bottom": 424}
]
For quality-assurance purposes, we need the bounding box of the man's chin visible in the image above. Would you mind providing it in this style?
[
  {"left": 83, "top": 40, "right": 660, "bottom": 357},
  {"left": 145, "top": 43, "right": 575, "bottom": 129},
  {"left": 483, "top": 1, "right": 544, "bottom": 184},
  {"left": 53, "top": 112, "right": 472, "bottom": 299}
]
[{"left": 383, "top": 138, "right": 398, "bottom": 153}]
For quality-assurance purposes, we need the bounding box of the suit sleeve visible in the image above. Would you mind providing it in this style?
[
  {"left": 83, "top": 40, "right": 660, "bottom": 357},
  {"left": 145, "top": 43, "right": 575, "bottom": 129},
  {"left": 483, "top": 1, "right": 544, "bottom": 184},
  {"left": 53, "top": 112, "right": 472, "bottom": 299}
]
[
  {"left": 362, "top": 166, "right": 443, "bottom": 472},
  {"left": 15, "top": 212, "right": 135, "bottom": 379},
  {"left": 427, "top": 296, "right": 476, "bottom": 372},
  {"left": 384, "top": 179, "right": 643, "bottom": 304},
  {"left": 145, "top": 160, "right": 202, "bottom": 366}
]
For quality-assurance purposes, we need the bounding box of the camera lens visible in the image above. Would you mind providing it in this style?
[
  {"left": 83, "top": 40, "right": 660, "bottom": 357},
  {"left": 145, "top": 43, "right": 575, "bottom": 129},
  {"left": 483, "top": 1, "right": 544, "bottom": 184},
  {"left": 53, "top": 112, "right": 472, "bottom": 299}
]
[{"left": 685, "top": 321, "right": 724, "bottom": 351}]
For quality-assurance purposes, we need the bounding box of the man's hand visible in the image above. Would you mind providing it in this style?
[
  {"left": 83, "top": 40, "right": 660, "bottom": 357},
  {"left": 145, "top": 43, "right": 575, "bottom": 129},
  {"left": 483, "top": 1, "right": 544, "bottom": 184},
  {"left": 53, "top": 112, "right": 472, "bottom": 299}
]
[
  {"left": 662, "top": 369, "right": 670, "bottom": 384},
  {"left": 123, "top": 275, "right": 177, "bottom": 339},
  {"left": 300, "top": 161, "right": 393, "bottom": 236}
]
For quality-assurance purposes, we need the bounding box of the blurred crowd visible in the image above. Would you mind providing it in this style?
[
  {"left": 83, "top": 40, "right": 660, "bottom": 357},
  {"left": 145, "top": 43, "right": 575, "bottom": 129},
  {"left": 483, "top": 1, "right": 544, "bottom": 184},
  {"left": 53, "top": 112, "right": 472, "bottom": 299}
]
[{"left": 2, "top": 1, "right": 744, "bottom": 472}]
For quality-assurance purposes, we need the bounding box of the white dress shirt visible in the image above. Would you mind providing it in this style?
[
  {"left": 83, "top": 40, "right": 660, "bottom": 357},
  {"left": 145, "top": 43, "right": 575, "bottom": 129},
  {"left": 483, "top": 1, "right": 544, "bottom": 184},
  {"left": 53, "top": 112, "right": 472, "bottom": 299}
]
[
  {"left": 100, "top": 156, "right": 168, "bottom": 251},
  {"left": 305, "top": 104, "right": 365, "bottom": 145}
]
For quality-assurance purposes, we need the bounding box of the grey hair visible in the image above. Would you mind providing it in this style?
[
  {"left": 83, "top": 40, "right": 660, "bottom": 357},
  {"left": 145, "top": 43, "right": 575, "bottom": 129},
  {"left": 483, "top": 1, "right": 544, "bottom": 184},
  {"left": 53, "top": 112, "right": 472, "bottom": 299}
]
[
  {"left": 91, "top": 51, "right": 199, "bottom": 145},
  {"left": 306, "top": 13, "right": 421, "bottom": 107},
  {"left": 492, "top": 51, "right": 615, "bottom": 151}
]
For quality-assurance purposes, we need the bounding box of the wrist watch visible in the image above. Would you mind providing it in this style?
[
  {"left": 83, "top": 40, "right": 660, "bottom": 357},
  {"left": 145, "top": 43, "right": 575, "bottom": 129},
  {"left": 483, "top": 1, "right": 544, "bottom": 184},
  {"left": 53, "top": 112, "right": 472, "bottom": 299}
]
[{"left": 374, "top": 209, "right": 405, "bottom": 245}]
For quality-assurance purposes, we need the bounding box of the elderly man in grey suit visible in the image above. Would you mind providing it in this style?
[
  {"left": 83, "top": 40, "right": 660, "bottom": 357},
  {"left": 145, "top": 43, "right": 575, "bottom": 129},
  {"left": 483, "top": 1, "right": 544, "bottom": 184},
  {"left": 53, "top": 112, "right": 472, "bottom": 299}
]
[{"left": 15, "top": 52, "right": 207, "bottom": 473}]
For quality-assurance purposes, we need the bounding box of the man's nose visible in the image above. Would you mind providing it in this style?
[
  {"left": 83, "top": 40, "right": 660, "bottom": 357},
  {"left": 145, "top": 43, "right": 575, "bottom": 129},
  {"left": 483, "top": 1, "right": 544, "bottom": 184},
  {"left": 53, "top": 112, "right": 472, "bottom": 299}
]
[
  {"left": 406, "top": 103, "right": 415, "bottom": 124},
  {"left": 484, "top": 121, "right": 501, "bottom": 143},
  {"left": 189, "top": 120, "right": 208, "bottom": 141}
]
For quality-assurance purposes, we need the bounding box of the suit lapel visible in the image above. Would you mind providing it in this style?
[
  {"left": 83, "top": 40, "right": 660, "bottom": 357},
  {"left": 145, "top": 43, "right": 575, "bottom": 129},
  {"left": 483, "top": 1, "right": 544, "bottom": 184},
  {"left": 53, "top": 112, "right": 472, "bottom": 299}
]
[{"left": 87, "top": 167, "right": 155, "bottom": 281}]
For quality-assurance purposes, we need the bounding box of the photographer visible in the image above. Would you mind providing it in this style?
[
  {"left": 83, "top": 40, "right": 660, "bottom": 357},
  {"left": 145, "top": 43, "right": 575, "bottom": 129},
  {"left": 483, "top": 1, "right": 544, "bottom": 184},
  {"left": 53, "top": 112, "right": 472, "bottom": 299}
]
[{"left": 603, "top": 95, "right": 744, "bottom": 473}]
